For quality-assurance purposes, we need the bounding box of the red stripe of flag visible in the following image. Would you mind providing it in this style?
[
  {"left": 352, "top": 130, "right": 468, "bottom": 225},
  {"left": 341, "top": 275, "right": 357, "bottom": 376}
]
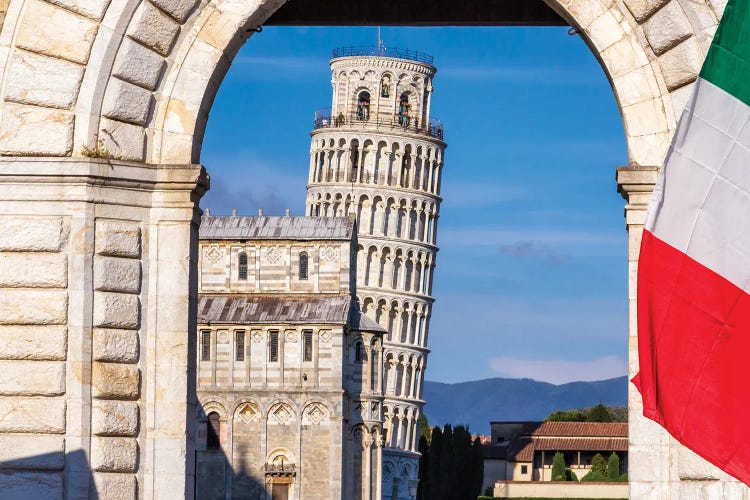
[{"left": 635, "top": 230, "right": 750, "bottom": 483}]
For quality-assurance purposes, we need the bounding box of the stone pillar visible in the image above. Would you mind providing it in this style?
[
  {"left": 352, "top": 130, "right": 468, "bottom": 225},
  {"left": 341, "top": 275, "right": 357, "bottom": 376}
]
[
  {"left": 399, "top": 361, "right": 409, "bottom": 397},
  {"left": 0, "top": 158, "right": 206, "bottom": 499},
  {"left": 617, "top": 165, "right": 672, "bottom": 497}
]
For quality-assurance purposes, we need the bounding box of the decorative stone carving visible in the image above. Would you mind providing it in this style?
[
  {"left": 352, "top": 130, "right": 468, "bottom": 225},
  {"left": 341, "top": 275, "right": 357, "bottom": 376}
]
[
  {"left": 236, "top": 403, "right": 260, "bottom": 424},
  {"left": 265, "top": 247, "right": 282, "bottom": 264},
  {"left": 206, "top": 245, "right": 222, "bottom": 263}
]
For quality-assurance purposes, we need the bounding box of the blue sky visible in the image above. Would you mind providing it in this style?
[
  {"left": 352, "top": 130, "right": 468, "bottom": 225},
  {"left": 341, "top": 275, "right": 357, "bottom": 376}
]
[{"left": 201, "top": 26, "right": 629, "bottom": 385}]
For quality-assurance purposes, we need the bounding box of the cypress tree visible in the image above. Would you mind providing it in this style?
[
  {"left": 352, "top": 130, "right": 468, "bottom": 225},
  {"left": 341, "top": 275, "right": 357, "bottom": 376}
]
[
  {"left": 428, "top": 426, "right": 443, "bottom": 500},
  {"left": 551, "top": 451, "right": 567, "bottom": 481},
  {"left": 418, "top": 435, "right": 429, "bottom": 500},
  {"left": 438, "top": 425, "right": 454, "bottom": 500},
  {"left": 452, "top": 426, "right": 472, "bottom": 499},
  {"left": 471, "top": 436, "right": 485, "bottom": 498},
  {"left": 606, "top": 452, "right": 621, "bottom": 481}
]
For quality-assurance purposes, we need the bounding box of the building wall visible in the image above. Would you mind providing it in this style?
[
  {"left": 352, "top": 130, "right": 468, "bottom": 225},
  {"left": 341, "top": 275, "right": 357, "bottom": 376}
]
[
  {"left": 482, "top": 459, "right": 508, "bottom": 493},
  {"left": 199, "top": 239, "right": 354, "bottom": 295},
  {"left": 493, "top": 481, "right": 629, "bottom": 499},
  {"left": 196, "top": 235, "right": 383, "bottom": 498}
]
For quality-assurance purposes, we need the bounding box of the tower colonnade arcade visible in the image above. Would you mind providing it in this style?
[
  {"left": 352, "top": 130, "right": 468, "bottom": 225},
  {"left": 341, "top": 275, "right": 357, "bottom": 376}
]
[
  {"left": 307, "top": 187, "right": 440, "bottom": 247},
  {"left": 307, "top": 135, "right": 444, "bottom": 194},
  {"left": 306, "top": 50, "right": 443, "bottom": 499},
  {"left": 0, "top": 0, "right": 733, "bottom": 498}
]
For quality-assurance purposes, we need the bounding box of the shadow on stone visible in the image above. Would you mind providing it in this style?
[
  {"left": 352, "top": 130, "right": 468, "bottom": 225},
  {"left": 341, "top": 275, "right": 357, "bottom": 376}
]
[{"left": 0, "top": 449, "right": 97, "bottom": 499}]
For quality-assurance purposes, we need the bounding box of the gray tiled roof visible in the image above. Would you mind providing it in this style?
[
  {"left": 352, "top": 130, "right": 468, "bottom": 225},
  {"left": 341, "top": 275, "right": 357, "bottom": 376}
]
[
  {"left": 199, "top": 216, "right": 355, "bottom": 241},
  {"left": 349, "top": 306, "right": 388, "bottom": 333},
  {"left": 198, "top": 295, "right": 351, "bottom": 324},
  {"left": 198, "top": 294, "right": 387, "bottom": 334}
]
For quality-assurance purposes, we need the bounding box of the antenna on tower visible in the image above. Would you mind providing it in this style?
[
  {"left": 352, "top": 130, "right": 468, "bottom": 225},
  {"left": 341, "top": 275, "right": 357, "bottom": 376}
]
[{"left": 377, "top": 26, "right": 385, "bottom": 56}]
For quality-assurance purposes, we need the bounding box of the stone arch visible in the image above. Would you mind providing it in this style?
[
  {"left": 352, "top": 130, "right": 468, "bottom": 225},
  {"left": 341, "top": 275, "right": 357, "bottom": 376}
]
[
  {"left": 0, "top": 0, "right": 728, "bottom": 494},
  {"left": 0, "top": 0, "right": 708, "bottom": 165},
  {"left": 199, "top": 399, "right": 228, "bottom": 420}
]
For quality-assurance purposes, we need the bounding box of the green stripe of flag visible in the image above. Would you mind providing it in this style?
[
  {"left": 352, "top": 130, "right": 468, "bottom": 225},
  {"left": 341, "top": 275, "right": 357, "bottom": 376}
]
[{"left": 700, "top": 0, "right": 750, "bottom": 107}]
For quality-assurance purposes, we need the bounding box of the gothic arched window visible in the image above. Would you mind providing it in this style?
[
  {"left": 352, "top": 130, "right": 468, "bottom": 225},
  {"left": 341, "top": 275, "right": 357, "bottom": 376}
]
[
  {"left": 238, "top": 252, "right": 248, "bottom": 280},
  {"left": 207, "top": 412, "right": 220, "bottom": 450},
  {"left": 299, "top": 253, "right": 309, "bottom": 280}
]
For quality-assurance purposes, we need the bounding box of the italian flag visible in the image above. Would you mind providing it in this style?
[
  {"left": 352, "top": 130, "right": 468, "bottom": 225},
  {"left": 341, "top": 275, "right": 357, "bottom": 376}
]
[{"left": 633, "top": 0, "right": 750, "bottom": 485}]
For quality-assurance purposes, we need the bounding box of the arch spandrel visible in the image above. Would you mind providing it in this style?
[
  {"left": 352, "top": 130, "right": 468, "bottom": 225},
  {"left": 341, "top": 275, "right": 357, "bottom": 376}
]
[{"left": 0, "top": 0, "right": 724, "bottom": 166}]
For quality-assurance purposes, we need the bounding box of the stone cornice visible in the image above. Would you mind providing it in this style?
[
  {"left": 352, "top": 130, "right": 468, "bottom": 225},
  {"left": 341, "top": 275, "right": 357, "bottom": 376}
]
[{"left": 330, "top": 57, "right": 436, "bottom": 76}]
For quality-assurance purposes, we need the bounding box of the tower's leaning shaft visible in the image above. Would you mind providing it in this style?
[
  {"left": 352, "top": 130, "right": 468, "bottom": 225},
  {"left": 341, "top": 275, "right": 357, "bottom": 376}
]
[{"left": 305, "top": 46, "right": 445, "bottom": 498}]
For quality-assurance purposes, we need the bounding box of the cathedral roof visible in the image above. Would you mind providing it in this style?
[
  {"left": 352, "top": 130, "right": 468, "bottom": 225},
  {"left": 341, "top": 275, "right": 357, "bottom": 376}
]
[
  {"left": 199, "top": 215, "right": 355, "bottom": 241},
  {"left": 348, "top": 306, "right": 388, "bottom": 333},
  {"left": 198, "top": 295, "right": 351, "bottom": 325},
  {"left": 198, "top": 295, "right": 385, "bottom": 334}
]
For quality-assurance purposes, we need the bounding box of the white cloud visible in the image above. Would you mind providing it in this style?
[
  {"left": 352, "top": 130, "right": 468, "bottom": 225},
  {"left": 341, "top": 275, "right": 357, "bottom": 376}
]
[
  {"left": 201, "top": 151, "right": 308, "bottom": 216},
  {"left": 438, "top": 227, "right": 624, "bottom": 256},
  {"left": 488, "top": 355, "right": 627, "bottom": 384},
  {"left": 439, "top": 66, "right": 598, "bottom": 85}
]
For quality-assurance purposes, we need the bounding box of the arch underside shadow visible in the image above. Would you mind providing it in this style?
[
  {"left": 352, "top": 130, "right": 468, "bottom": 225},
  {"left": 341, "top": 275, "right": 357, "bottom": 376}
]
[{"left": 0, "top": 0, "right": 733, "bottom": 498}]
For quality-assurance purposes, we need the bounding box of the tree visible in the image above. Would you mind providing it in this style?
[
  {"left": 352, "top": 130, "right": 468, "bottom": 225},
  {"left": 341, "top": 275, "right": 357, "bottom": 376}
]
[
  {"left": 585, "top": 403, "right": 613, "bottom": 422},
  {"left": 419, "top": 413, "right": 431, "bottom": 442},
  {"left": 581, "top": 453, "right": 607, "bottom": 482},
  {"left": 545, "top": 409, "right": 585, "bottom": 422},
  {"left": 471, "top": 436, "right": 485, "bottom": 498},
  {"left": 417, "top": 435, "right": 429, "bottom": 500},
  {"left": 427, "top": 426, "right": 442, "bottom": 500},
  {"left": 451, "top": 426, "right": 473, "bottom": 499},
  {"left": 551, "top": 452, "right": 567, "bottom": 481},
  {"left": 438, "top": 424, "right": 455, "bottom": 500},
  {"left": 420, "top": 424, "right": 485, "bottom": 499},
  {"left": 607, "top": 452, "right": 621, "bottom": 481}
]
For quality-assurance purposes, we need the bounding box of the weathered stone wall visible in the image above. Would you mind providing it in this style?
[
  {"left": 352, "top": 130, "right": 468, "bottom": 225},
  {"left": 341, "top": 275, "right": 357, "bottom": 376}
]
[
  {"left": 0, "top": 158, "right": 205, "bottom": 498},
  {"left": 0, "top": 0, "right": 739, "bottom": 498}
]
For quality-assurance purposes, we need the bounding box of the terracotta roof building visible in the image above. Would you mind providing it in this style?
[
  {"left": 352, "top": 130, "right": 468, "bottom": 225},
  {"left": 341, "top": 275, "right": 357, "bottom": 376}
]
[{"left": 482, "top": 421, "right": 628, "bottom": 492}]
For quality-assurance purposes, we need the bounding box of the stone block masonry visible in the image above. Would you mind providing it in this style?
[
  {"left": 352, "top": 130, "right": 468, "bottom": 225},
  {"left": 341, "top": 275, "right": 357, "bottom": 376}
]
[
  {"left": 0, "top": 0, "right": 741, "bottom": 497},
  {"left": 0, "top": 216, "right": 69, "bottom": 498}
]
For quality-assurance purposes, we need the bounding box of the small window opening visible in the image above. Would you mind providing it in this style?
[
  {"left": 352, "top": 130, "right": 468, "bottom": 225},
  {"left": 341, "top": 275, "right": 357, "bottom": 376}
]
[
  {"left": 521, "top": 464, "right": 528, "bottom": 475},
  {"left": 269, "top": 331, "right": 279, "bottom": 362},
  {"left": 381, "top": 76, "right": 391, "bottom": 98},
  {"left": 371, "top": 349, "right": 378, "bottom": 391},
  {"left": 201, "top": 331, "right": 211, "bottom": 361},
  {"left": 399, "top": 93, "right": 411, "bottom": 127},
  {"left": 303, "top": 330, "right": 313, "bottom": 362},
  {"left": 357, "top": 91, "right": 371, "bottom": 121},
  {"left": 238, "top": 252, "right": 248, "bottom": 280},
  {"left": 207, "top": 412, "right": 220, "bottom": 450},
  {"left": 299, "top": 253, "right": 309, "bottom": 280},
  {"left": 235, "top": 331, "right": 245, "bottom": 361},
  {"left": 355, "top": 341, "right": 366, "bottom": 362}
]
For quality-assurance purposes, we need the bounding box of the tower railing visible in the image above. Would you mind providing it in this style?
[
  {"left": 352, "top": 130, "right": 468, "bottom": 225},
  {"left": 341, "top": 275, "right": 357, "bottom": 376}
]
[
  {"left": 332, "top": 46, "right": 434, "bottom": 65},
  {"left": 313, "top": 109, "right": 444, "bottom": 140}
]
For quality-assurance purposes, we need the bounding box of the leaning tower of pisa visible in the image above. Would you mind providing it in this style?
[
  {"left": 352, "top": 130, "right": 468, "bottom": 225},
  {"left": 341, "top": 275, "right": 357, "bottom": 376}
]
[{"left": 305, "top": 46, "right": 445, "bottom": 499}]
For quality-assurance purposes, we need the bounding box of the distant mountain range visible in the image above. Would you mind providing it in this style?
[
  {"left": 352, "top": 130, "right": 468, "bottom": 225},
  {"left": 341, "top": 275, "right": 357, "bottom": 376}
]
[{"left": 422, "top": 376, "right": 628, "bottom": 434}]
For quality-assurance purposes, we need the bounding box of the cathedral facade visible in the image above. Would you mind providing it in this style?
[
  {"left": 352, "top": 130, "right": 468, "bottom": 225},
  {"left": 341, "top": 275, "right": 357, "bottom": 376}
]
[
  {"left": 194, "top": 47, "right": 444, "bottom": 500},
  {"left": 195, "top": 215, "right": 386, "bottom": 499}
]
